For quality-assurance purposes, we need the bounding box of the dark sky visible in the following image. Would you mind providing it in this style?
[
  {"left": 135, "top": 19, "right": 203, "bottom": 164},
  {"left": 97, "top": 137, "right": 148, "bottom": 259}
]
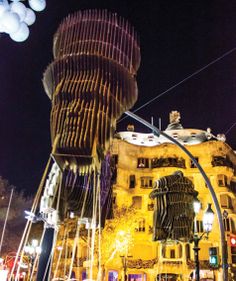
[{"left": 0, "top": 0, "right": 236, "bottom": 193}]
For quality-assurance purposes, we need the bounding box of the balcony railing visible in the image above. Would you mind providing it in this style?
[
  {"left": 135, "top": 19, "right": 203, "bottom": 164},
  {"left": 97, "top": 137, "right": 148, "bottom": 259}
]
[{"left": 151, "top": 157, "right": 186, "bottom": 168}]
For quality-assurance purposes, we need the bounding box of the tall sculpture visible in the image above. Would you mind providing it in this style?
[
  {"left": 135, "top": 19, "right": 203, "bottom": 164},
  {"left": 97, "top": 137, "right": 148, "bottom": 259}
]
[
  {"left": 150, "top": 171, "right": 197, "bottom": 241},
  {"left": 42, "top": 9, "right": 140, "bottom": 219},
  {"left": 36, "top": 10, "right": 140, "bottom": 280}
]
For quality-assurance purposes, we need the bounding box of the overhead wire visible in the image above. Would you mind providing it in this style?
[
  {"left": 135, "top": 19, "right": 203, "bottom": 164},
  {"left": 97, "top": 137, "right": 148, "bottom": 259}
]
[
  {"left": 225, "top": 121, "right": 236, "bottom": 136},
  {"left": 118, "top": 46, "right": 236, "bottom": 123}
]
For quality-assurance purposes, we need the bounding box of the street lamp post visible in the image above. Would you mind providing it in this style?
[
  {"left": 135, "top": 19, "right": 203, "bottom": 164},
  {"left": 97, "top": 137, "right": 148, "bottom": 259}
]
[
  {"left": 120, "top": 255, "right": 132, "bottom": 281},
  {"left": 24, "top": 239, "right": 41, "bottom": 280},
  {"left": 125, "top": 110, "right": 228, "bottom": 280},
  {"left": 192, "top": 201, "right": 214, "bottom": 281}
]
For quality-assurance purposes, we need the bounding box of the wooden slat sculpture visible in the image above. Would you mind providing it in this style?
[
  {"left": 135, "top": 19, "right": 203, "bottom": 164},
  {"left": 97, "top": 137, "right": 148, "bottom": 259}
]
[
  {"left": 149, "top": 171, "right": 197, "bottom": 241},
  {"left": 42, "top": 10, "right": 140, "bottom": 220},
  {"left": 43, "top": 9, "right": 140, "bottom": 158}
]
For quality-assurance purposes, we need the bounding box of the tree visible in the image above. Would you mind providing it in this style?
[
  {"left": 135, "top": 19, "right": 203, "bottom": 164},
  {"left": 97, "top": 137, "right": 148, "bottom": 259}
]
[{"left": 101, "top": 206, "right": 137, "bottom": 265}]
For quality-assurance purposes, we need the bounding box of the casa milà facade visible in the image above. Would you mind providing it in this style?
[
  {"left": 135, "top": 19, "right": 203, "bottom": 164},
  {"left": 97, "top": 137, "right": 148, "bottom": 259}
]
[{"left": 104, "top": 113, "right": 236, "bottom": 281}]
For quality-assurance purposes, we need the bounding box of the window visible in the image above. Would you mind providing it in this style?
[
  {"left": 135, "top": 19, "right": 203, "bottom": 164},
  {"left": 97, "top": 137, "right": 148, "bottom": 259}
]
[
  {"left": 162, "top": 245, "right": 181, "bottom": 259},
  {"left": 112, "top": 154, "right": 119, "bottom": 165},
  {"left": 190, "top": 157, "right": 199, "bottom": 168},
  {"left": 223, "top": 218, "right": 236, "bottom": 234},
  {"left": 230, "top": 181, "right": 236, "bottom": 192},
  {"left": 186, "top": 244, "right": 190, "bottom": 260},
  {"left": 128, "top": 274, "right": 144, "bottom": 281},
  {"left": 140, "top": 176, "right": 153, "bottom": 188},
  {"left": 170, "top": 249, "right": 175, "bottom": 259},
  {"left": 108, "top": 271, "right": 118, "bottom": 281},
  {"left": 82, "top": 271, "right": 87, "bottom": 281},
  {"left": 231, "top": 247, "right": 236, "bottom": 264},
  {"left": 137, "top": 158, "right": 149, "bottom": 168},
  {"left": 212, "top": 156, "right": 233, "bottom": 168},
  {"left": 129, "top": 175, "right": 136, "bottom": 188},
  {"left": 195, "top": 220, "right": 204, "bottom": 233},
  {"left": 132, "top": 196, "right": 142, "bottom": 209},
  {"left": 232, "top": 220, "right": 236, "bottom": 234},
  {"left": 224, "top": 218, "right": 231, "bottom": 232},
  {"left": 135, "top": 218, "right": 145, "bottom": 232},
  {"left": 147, "top": 202, "right": 154, "bottom": 211},
  {"left": 220, "top": 194, "right": 233, "bottom": 209},
  {"left": 218, "top": 174, "right": 228, "bottom": 187}
]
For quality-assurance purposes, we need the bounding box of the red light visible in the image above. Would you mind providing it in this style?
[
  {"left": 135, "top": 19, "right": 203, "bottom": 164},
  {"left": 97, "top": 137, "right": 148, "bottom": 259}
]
[{"left": 230, "top": 237, "right": 236, "bottom": 246}]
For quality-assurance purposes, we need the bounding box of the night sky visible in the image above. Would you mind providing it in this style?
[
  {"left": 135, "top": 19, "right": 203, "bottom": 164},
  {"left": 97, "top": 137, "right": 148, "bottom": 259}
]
[{"left": 0, "top": 0, "right": 236, "bottom": 194}]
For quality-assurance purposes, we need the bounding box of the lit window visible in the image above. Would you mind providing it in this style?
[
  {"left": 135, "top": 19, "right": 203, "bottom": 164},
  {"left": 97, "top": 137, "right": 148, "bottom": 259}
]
[
  {"left": 170, "top": 249, "right": 175, "bottom": 259},
  {"left": 108, "top": 271, "right": 118, "bottom": 281},
  {"left": 140, "top": 176, "right": 153, "bottom": 188},
  {"left": 137, "top": 158, "right": 149, "bottom": 168},
  {"left": 220, "top": 194, "right": 233, "bottom": 209},
  {"left": 132, "top": 196, "right": 142, "bottom": 209},
  {"left": 218, "top": 175, "right": 228, "bottom": 187},
  {"left": 135, "top": 218, "right": 145, "bottom": 232},
  {"left": 128, "top": 274, "right": 144, "bottom": 281},
  {"left": 224, "top": 218, "right": 236, "bottom": 234}
]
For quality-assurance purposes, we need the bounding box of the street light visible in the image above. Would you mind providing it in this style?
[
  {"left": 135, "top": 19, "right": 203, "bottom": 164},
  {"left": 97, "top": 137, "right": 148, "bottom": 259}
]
[
  {"left": 24, "top": 239, "right": 41, "bottom": 280},
  {"left": 192, "top": 202, "right": 214, "bottom": 281}
]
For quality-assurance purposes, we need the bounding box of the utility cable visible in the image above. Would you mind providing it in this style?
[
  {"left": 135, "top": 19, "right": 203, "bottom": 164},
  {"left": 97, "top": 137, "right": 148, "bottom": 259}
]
[
  {"left": 118, "top": 46, "right": 236, "bottom": 123},
  {"left": 225, "top": 121, "right": 236, "bottom": 136}
]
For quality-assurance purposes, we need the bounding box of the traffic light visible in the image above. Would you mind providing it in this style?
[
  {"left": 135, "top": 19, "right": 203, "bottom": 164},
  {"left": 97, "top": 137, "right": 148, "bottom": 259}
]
[
  {"left": 230, "top": 236, "right": 236, "bottom": 263},
  {"left": 209, "top": 247, "right": 219, "bottom": 267},
  {"left": 230, "top": 236, "right": 236, "bottom": 247}
]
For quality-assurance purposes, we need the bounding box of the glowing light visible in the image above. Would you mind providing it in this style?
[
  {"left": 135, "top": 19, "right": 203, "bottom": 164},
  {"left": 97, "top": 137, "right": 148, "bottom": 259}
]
[
  {"left": 1, "top": 11, "right": 20, "bottom": 33},
  {"left": 57, "top": 245, "right": 63, "bottom": 251},
  {"left": 32, "top": 239, "right": 38, "bottom": 247},
  {"left": 28, "top": 0, "right": 46, "bottom": 12},
  {"left": 231, "top": 237, "right": 236, "bottom": 246},
  {"left": 0, "top": 0, "right": 9, "bottom": 17},
  {"left": 10, "top": 1, "right": 26, "bottom": 21},
  {"left": 24, "top": 7, "right": 35, "bottom": 25},
  {"left": 9, "top": 21, "right": 29, "bottom": 42},
  {"left": 203, "top": 203, "right": 214, "bottom": 232}
]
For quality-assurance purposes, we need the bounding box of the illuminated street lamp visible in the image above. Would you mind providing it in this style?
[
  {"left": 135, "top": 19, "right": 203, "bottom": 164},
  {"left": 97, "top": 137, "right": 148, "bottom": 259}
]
[
  {"left": 24, "top": 239, "right": 41, "bottom": 280},
  {"left": 192, "top": 203, "right": 214, "bottom": 281},
  {"left": 193, "top": 197, "right": 201, "bottom": 215}
]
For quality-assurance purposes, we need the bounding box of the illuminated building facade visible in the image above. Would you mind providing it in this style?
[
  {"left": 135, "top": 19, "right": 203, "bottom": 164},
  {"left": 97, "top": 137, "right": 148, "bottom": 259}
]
[{"left": 102, "top": 113, "right": 236, "bottom": 281}]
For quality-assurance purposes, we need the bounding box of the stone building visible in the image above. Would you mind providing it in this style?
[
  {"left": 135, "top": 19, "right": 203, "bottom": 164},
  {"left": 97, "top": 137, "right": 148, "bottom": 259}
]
[{"left": 104, "top": 113, "right": 236, "bottom": 281}]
